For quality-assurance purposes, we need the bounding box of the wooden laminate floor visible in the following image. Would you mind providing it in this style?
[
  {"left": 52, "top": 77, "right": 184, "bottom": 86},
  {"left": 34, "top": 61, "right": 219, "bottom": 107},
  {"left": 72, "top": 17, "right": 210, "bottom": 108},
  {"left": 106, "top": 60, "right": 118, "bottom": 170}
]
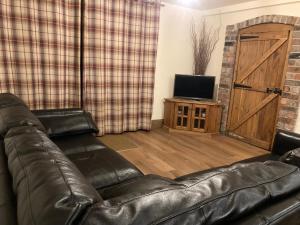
[{"left": 112, "top": 128, "right": 268, "bottom": 179}]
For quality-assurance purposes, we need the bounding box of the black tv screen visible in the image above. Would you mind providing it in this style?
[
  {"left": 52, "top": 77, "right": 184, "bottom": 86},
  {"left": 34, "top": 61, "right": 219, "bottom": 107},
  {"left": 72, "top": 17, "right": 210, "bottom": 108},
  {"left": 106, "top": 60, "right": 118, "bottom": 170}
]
[{"left": 173, "top": 74, "right": 215, "bottom": 100}]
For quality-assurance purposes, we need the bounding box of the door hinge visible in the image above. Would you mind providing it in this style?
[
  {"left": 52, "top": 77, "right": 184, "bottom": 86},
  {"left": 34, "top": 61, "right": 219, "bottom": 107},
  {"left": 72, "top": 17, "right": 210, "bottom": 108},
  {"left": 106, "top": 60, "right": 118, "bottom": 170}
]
[
  {"left": 240, "top": 35, "right": 259, "bottom": 40},
  {"left": 233, "top": 82, "right": 252, "bottom": 89}
]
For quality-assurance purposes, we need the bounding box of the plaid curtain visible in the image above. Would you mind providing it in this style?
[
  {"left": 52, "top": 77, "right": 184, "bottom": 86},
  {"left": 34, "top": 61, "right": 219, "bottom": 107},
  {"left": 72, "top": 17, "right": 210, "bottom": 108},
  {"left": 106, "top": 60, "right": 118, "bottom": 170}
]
[
  {"left": 83, "top": 0, "right": 161, "bottom": 135},
  {"left": 0, "top": 0, "right": 81, "bottom": 109}
]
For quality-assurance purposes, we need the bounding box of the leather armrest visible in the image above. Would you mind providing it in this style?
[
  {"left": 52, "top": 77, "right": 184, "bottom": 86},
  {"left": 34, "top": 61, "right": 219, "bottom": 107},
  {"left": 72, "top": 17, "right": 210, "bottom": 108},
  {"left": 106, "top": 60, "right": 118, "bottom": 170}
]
[
  {"left": 32, "top": 109, "right": 99, "bottom": 137},
  {"left": 280, "top": 148, "right": 300, "bottom": 167},
  {"left": 272, "top": 129, "right": 300, "bottom": 155}
]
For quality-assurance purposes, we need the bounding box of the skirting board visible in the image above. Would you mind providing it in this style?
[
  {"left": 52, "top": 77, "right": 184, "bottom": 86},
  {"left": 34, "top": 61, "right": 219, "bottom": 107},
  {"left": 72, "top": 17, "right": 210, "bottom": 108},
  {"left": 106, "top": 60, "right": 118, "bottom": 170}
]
[{"left": 151, "top": 119, "right": 164, "bottom": 129}]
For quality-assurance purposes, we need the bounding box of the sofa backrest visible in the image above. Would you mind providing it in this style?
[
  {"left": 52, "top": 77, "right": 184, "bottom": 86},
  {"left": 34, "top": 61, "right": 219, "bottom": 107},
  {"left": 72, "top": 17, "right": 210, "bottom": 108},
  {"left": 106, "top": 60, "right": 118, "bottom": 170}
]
[
  {"left": 0, "top": 93, "right": 27, "bottom": 108},
  {"left": 272, "top": 129, "right": 300, "bottom": 155},
  {"left": 0, "top": 93, "right": 45, "bottom": 137},
  {"left": 4, "top": 126, "right": 102, "bottom": 225},
  {"left": 80, "top": 161, "right": 300, "bottom": 225},
  {"left": 33, "top": 109, "right": 99, "bottom": 137}
]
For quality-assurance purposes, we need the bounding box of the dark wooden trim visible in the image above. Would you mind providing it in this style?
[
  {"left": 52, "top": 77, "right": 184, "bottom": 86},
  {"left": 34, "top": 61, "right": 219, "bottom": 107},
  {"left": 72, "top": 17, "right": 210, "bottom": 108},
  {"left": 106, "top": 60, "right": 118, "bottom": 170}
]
[
  {"left": 80, "top": 0, "right": 85, "bottom": 109},
  {"left": 152, "top": 119, "right": 163, "bottom": 129}
]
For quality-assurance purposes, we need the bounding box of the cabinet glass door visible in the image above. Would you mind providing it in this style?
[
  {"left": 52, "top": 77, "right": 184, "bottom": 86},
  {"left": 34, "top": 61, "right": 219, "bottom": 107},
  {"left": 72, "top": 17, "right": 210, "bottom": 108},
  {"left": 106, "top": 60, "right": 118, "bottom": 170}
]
[
  {"left": 174, "top": 103, "right": 192, "bottom": 130},
  {"left": 192, "top": 105, "right": 208, "bottom": 132}
]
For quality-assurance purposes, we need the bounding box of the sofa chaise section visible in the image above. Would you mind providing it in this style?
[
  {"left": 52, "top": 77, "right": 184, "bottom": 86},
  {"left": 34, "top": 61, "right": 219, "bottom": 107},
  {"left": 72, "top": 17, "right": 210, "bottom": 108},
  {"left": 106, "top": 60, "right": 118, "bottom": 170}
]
[{"left": 2, "top": 93, "right": 300, "bottom": 225}]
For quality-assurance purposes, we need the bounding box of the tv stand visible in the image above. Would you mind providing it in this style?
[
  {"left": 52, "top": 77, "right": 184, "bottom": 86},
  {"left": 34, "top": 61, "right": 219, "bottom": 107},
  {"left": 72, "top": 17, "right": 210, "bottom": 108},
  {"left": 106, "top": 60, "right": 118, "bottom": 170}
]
[{"left": 163, "top": 98, "right": 222, "bottom": 134}]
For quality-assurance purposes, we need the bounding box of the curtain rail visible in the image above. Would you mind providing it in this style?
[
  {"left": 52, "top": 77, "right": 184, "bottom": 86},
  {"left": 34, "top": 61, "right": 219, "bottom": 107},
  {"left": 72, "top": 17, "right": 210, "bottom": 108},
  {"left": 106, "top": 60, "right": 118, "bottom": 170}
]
[{"left": 135, "top": 0, "right": 165, "bottom": 7}]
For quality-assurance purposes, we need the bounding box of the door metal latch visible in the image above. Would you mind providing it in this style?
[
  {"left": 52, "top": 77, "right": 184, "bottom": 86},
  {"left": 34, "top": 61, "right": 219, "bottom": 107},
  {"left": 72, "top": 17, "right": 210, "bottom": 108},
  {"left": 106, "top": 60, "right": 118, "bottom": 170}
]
[{"left": 266, "top": 87, "right": 282, "bottom": 95}]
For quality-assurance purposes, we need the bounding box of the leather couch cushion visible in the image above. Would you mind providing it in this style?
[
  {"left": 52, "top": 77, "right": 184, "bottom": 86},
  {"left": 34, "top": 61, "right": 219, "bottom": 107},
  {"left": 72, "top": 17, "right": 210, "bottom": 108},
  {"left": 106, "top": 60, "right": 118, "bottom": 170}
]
[
  {"left": 231, "top": 190, "right": 300, "bottom": 225},
  {"left": 0, "top": 140, "right": 17, "bottom": 225},
  {"left": 4, "top": 126, "right": 101, "bottom": 225},
  {"left": 36, "top": 110, "right": 99, "bottom": 137},
  {"left": 0, "top": 105, "right": 46, "bottom": 137},
  {"left": 98, "top": 174, "right": 178, "bottom": 200},
  {"left": 53, "top": 134, "right": 106, "bottom": 155},
  {"left": 68, "top": 149, "right": 143, "bottom": 190},
  {"left": 0, "top": 93, "right": 26, "bottom": 108},
  {"left": 80, "top": 161, "right": 300, "bottom": 225}
]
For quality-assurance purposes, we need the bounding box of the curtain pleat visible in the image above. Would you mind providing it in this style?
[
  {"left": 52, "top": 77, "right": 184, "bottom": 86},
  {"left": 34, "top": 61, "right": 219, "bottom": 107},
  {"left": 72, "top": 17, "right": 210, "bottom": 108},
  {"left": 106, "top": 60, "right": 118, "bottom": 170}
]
[
  {"left": 0, "top": 0, "right": 161, "bottom": 135},
  {"left": 0, "top": 0, "right": 81, "bottom": 109},
  {"left": 83, "top": 0, "right": 161, "bottom": 135}
]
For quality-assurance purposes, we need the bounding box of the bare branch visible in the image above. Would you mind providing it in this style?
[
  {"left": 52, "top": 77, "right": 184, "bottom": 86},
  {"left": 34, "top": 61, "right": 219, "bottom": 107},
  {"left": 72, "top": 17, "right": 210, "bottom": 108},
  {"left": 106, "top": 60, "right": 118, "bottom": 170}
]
[{"left": 190, "top": 18, "right": 219, "bottom": 75}]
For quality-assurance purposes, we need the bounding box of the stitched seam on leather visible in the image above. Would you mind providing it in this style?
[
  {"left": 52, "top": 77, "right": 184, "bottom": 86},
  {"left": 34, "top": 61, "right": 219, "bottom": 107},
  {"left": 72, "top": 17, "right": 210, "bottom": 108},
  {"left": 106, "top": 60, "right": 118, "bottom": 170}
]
[
  {"left": 101, "top": 176, "right": 177, "bottom": 197},
  {"left": 12, "top": 141, "right": 36, "bottom": 225},
  {"left": 41, "top": 135, "right": 100, "bottom": 202},
  {"left": 184, "top": 163, "right": 267, "bottom": 188},
  {"left": 152, "top": 168, "right": 300, "bottom": 225},
  {"left": 102, "top": 176, "right": 153, "bottom": 193},
  {"left": 41, "top": 141, "right": 76, "bottom": 199},
  {"left": 179, "top": 161, "right": 292, "bottom": 188},
  {"left": 40, "top": 140, "right": 92, "bottom": 224},
  {"left": 104, "top": 157, "right": 122, "bottom": 184}
]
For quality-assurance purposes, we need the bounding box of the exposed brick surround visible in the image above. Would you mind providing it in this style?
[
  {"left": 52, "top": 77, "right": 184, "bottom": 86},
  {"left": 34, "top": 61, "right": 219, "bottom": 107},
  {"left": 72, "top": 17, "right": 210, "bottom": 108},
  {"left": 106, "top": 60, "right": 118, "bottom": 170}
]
[{"left": 218, "top": 15, "right": 300, "bottom": 132}]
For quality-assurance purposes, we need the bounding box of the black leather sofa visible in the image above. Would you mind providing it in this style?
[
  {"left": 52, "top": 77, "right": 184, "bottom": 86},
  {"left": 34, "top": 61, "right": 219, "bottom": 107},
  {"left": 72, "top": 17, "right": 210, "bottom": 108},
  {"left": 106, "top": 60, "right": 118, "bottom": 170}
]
[{"left": 2, "top": 93, "right": 300, "bottom": 225}]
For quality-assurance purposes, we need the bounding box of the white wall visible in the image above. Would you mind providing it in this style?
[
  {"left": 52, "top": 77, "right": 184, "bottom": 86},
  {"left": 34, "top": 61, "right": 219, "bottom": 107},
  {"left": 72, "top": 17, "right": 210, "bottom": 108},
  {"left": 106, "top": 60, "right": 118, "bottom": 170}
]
[
  {"left": 203, "top": 0, "right": 300, "bottom": 132},
  {"left": 153, "top": 0, "right": 300, "bottom": 133},
  {"left": 205, "top": 0, "right": 300, "bottom": 88},
  {"left": 152, "top": 3, "right": 202, "bottom": 120}
]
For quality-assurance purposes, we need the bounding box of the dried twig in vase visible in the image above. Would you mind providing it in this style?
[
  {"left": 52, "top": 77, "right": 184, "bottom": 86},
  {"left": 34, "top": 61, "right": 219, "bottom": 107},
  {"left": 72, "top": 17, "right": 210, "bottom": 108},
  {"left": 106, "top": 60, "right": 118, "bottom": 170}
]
[{"left": 191, "top": 19, "right": 219, "bottom": 75}]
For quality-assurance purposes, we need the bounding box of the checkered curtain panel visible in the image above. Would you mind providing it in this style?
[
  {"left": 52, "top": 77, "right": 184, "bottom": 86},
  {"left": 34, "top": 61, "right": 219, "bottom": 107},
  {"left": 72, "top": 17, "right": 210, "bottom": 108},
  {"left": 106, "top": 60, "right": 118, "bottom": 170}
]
[
  {"left": 83, "top": 0, "right": 161, "bottom": 135},
  {"left": 0, "top": 0, "right": 81, "bottom": 109}
]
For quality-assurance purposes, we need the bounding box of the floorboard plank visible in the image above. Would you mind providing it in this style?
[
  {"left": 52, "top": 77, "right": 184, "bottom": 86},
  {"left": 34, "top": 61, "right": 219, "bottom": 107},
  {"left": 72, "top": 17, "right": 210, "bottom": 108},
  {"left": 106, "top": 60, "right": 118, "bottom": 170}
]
[{"left": 112, "top": 128, "right": 268, "bottom": 179}]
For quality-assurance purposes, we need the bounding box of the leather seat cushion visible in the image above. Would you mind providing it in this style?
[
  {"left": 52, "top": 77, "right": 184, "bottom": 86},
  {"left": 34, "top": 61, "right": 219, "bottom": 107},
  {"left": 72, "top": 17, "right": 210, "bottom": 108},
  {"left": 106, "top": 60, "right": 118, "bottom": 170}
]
[
  {"left": 231, "top": 190, "right": 300, "bottom": 225},
  {"left": 4, "top": 126, "right": 101, "bottom": 225},
  {"left": 53, "top": 134, "right": 107, "bottom": 155},
  {"left": 68, "top": 149, "right": 143, "bottom": 190}
]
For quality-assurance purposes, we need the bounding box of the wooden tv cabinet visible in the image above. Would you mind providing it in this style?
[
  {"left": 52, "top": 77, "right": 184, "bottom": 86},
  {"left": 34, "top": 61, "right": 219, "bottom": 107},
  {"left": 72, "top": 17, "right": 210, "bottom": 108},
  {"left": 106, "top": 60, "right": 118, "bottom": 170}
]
[{"left": 163, "top": 98, "right": 222, "bottom": 134}]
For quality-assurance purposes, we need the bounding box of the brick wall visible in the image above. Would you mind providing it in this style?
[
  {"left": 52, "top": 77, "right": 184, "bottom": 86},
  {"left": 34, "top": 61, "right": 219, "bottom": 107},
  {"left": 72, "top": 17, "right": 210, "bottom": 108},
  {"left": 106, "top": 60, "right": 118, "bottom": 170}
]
[{"left": 218, "top": 15, "right": 300, "bottom": 132}]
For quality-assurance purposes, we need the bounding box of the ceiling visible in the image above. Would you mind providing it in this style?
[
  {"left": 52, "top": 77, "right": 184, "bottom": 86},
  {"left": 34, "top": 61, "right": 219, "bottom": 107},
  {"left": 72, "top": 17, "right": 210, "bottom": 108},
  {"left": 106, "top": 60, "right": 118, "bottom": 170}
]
[{"left": 163, "top": 0, "right": 255, "bottom": 10}]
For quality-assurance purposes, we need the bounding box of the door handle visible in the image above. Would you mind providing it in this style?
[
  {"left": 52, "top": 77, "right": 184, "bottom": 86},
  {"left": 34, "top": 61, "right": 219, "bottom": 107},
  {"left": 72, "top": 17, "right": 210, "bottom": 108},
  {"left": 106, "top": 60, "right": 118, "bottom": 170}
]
[{"left": 233, "top": 82, "right": 252, "bottom": 89}]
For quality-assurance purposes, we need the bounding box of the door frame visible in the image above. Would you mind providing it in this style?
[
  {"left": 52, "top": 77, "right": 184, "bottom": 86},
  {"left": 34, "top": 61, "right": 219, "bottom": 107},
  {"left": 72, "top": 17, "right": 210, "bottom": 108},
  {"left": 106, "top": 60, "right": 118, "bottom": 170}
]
[
  {"left": 218, "top": 15, "right": 300, "bottom": 138},
  {"left": 225, "top": 23, "right": 294, "bottom": 150}
]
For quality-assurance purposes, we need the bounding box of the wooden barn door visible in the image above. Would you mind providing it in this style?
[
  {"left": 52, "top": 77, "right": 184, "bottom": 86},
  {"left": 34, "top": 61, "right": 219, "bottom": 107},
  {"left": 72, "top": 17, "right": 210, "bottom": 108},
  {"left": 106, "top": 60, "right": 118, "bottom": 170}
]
[{"left": 227, "top": 24, "right": 293, "bottom": 150}]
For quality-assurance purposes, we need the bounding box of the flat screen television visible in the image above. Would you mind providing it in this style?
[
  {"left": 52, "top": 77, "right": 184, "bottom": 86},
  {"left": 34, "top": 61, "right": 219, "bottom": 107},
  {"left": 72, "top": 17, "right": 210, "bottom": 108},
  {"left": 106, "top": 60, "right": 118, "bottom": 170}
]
[{"left": 173, "top": 74, "right": 215, "bottom": 100}]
